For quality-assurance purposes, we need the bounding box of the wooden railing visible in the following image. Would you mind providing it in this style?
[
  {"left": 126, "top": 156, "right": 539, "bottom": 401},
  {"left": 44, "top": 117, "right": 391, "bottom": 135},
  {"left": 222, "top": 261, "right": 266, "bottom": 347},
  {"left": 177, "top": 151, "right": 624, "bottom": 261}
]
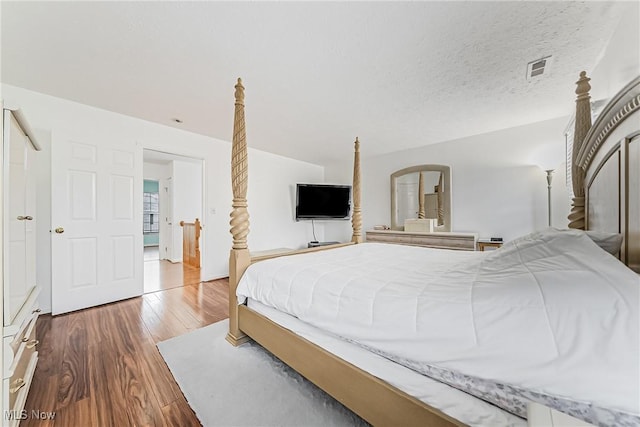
[{"left": 179, "top": 218, "right": 202, "bottom": 268}]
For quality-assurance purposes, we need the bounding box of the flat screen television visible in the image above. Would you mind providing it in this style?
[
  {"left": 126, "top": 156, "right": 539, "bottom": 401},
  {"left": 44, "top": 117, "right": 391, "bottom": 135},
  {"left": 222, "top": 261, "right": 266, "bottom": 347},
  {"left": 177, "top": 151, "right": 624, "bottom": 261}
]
[{"left": 295, "top": 184, "right": 351, "bottom": 220}]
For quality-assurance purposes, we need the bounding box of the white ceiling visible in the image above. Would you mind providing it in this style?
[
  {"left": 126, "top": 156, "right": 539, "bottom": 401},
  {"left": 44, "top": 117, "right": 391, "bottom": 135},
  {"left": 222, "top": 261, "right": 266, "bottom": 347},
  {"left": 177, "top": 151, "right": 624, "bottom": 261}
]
[{"left": 0, "top": 1, "right": 631, "bottom": 166}]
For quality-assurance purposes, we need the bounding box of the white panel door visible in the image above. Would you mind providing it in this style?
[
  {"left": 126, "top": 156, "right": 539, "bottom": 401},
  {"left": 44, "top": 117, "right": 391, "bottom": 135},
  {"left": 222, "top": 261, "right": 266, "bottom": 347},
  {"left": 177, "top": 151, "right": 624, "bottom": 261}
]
[{"left": 51, "top": 130, "right": 143, "bottom": 315}]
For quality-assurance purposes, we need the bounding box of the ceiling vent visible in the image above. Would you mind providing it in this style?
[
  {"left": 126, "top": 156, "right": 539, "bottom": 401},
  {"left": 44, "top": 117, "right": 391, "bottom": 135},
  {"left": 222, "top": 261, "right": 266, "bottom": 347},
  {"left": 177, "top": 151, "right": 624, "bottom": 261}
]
[{"left": 526, "top": 56, "right": 553, "bottom": 81}]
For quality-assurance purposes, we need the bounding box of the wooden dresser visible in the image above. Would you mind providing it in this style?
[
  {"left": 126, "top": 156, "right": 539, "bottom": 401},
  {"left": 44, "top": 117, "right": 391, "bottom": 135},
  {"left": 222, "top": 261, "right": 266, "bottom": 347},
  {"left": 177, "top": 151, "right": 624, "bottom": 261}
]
[{"left": 366, "top": 230, "right": 478, "bottom": 251}]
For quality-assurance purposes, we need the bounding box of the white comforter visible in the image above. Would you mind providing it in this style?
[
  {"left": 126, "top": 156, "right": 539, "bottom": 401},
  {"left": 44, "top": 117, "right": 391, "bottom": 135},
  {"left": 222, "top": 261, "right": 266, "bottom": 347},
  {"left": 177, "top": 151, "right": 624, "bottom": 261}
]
[{"left": 237, "top": 229, "right": 639, "bottom": 424}]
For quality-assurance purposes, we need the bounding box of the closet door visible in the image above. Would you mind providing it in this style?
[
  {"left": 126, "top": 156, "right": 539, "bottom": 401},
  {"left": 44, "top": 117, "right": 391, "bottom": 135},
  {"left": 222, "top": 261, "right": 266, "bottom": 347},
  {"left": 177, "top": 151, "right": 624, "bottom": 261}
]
[{"left": 3, "top": 111, "right": 36, "bottom": 325}]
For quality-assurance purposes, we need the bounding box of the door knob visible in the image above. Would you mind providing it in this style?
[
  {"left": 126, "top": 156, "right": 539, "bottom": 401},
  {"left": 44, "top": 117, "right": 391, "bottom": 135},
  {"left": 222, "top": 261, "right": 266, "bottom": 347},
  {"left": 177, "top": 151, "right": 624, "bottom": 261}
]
[
  {"left": 24, "top": 216, "right": 33, "bottom": 221},
  {"left": 54, "top": 227, "right": 65, "bottom": 234}
]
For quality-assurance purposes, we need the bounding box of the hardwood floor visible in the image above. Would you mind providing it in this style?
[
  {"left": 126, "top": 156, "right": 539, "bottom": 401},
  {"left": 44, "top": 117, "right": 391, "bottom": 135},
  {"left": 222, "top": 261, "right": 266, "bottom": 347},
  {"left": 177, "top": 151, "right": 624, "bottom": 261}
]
[
  {"left": 144, "top": 260, "right": 202, "bottom": 294},
  {"left": 144, "top": 247, "right": 202, "bottom": 294},
  {"left": 23, "top": 278, "right": 230, "bottom": 426}
]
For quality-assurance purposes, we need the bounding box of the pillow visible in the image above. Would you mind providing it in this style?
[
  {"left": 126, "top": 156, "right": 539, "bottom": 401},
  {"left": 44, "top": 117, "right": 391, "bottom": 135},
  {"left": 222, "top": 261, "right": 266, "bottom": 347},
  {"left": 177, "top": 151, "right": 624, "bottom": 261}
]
[
  {"left": 502, "top": 228, "right": 623, "bottom": 256},
  {"left": 584, "top": 230, "right": 624, "bottom": 255}
]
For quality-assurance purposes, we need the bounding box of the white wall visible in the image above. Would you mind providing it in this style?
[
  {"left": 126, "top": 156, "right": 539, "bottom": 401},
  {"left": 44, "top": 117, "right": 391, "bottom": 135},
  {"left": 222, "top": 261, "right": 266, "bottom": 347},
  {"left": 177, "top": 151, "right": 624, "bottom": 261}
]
[
  {"left": 324, "top": 8, "right": 640, "bottom": 245},
  {"left": 143, "top": 161, "right": 170, "bottom": 181},
  {"left": 2, "top": 84, "right": 324, "bottom": 312},
  {"left": 589, "top": 2, "right": 640, "bottom": 101},
  {"left": 170, "top": 159, "right": 203, "bottom": 262},
  {"left": 248, "top": 150, "right": 328, "bottom": 250},
  {"left": 324, "top": 117, "right": 572, "bottom": 243}
]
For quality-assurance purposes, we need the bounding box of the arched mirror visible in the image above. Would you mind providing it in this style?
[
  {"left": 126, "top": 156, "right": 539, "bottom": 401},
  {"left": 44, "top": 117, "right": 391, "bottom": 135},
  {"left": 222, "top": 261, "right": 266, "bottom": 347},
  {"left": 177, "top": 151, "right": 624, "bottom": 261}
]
[{"left": 390, "top": 165, "right": 451, "bottom": 231}]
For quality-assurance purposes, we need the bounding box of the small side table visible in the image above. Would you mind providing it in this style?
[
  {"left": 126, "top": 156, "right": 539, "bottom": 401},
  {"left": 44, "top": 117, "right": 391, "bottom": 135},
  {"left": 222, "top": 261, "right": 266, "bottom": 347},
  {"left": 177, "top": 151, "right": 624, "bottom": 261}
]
[{"left": 477, "top": 239, "right": 503, "bottom": 251}]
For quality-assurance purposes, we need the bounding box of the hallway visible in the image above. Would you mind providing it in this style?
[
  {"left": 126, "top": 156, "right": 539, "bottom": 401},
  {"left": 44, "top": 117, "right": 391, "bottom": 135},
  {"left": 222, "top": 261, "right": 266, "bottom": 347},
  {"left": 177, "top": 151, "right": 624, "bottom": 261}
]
[{"left": 143, "top": 246, "right": 201, "bottom": 293}]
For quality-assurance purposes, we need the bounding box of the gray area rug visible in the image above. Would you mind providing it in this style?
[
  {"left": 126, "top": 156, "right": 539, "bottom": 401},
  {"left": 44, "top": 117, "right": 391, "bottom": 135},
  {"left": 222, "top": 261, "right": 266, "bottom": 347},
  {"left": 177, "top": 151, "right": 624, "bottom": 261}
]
[{"left": 157, "top": 319, "right": 368, "bottom": 427}]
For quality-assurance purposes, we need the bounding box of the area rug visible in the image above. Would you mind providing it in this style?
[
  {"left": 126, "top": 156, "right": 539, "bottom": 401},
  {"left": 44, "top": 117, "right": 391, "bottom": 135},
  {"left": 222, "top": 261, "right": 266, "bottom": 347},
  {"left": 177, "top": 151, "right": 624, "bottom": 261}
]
[{"left": 157, "top": 319, "right": 368, "bottom": 426}]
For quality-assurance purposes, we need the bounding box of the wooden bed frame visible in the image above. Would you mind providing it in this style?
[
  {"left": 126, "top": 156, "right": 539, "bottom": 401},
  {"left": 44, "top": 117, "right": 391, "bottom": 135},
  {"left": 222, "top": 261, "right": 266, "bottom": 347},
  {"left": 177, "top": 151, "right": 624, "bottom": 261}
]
[
  {"left": 225, "top": 73, "right": 639, "bottom": 426},
  {"left": 569, "top": 71, "right": 640, "bottom": 272}
]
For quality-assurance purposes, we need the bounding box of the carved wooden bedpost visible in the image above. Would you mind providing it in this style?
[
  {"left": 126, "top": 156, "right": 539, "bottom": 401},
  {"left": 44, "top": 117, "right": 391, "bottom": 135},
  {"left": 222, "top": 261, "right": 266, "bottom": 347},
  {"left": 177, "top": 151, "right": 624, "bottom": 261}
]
[
  {"left": 418, "top": 172, "right": 426, "bottom": 219},
  {"left": 351, "top": 137, "right": 363, "bottom": 243},
  {"left": 227, "top": 78, "right": 251, "bottom": 346},
  {"left": 437, "top": 172, "right": 444, "bottom": 226},
  {"left": 568, "top": 71, "right": 592, "bottom": 229}
]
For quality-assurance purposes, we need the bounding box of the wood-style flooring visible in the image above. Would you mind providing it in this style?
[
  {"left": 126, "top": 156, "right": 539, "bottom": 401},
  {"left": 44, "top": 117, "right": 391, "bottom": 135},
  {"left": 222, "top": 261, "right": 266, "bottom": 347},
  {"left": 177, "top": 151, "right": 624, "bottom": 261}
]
[
  {"left": 144, "top": 247, "right": 201, "bottom": 294},
  {"left": 23, "top": 278, "right": 230, "bottom": 426}
]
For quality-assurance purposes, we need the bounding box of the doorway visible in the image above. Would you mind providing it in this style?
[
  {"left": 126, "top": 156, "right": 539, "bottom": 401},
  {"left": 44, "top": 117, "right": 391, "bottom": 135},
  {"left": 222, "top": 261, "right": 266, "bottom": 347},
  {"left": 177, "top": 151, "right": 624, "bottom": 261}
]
[{"left": 143, "top": 149, "right": 203, "bottom": 293}]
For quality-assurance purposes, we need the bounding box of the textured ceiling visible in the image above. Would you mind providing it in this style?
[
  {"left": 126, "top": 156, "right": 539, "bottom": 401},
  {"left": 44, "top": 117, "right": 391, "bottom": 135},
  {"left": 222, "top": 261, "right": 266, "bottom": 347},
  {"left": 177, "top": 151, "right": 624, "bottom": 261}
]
[{"left": 0, "top": 1, "right": 631, "bottom": 166}]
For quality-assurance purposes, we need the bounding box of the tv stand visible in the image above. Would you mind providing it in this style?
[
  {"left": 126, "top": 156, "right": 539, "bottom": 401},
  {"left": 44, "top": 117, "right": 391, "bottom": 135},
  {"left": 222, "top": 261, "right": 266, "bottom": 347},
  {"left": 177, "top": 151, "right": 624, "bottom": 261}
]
[{"left": 308, "top": 241, "right": 340, "bottom": 248}]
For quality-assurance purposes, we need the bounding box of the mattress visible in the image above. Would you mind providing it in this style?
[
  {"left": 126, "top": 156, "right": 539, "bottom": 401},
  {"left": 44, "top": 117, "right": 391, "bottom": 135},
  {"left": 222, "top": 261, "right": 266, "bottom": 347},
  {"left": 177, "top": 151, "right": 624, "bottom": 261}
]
[
  {"left": 238, "top": 229, "right": 640, "bottom": 426},
  {"left": 247, "top": 298, "right": 525, "bottom": 427}
]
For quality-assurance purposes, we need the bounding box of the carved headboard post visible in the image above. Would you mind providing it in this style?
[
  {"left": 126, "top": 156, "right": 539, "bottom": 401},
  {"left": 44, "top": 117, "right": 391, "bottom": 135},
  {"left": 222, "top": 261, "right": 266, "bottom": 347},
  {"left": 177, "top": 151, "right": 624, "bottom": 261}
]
[
  {"left": 568, "top": 71, "right": 592, "bottom": 229},
  {"left": 351, "top": 137, "right": 363, "bottom": 244},
  {"left": 418, "top": 172, "right": 426, "bottom": 219},
  {"left": 227, "top": 78, "right": 251, "bottom": 346},
  {"left": 437, "top": 172, "right": 444, "bottom": 226}
]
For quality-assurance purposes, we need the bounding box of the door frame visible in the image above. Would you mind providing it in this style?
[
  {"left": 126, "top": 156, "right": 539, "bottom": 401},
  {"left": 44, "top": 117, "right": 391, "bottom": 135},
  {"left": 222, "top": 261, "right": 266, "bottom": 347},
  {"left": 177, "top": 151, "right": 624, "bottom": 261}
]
[
  {"left": 159, "top": 176, "right": 172, "bottom": 261},
  {"left": 141, "top": 148, "right": 205, "bottom": 282}
]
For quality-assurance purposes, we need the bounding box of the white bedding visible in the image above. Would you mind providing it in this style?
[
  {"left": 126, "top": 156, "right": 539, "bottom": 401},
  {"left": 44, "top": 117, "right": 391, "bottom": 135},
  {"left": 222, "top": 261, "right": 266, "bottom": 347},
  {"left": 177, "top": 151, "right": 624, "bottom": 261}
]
[
  {"left": 238, "top": 229, "right": 640, "bottom": 425},
  {"left": 248, "top": 298, "right": 526, "bottom": 427}
]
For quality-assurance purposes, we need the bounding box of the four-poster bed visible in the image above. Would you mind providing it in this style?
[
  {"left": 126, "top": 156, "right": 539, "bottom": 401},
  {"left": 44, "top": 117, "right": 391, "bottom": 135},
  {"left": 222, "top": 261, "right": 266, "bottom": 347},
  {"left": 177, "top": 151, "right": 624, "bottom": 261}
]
[{"left": 225, "top": 73, "right": 639, "bottom": 426}]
